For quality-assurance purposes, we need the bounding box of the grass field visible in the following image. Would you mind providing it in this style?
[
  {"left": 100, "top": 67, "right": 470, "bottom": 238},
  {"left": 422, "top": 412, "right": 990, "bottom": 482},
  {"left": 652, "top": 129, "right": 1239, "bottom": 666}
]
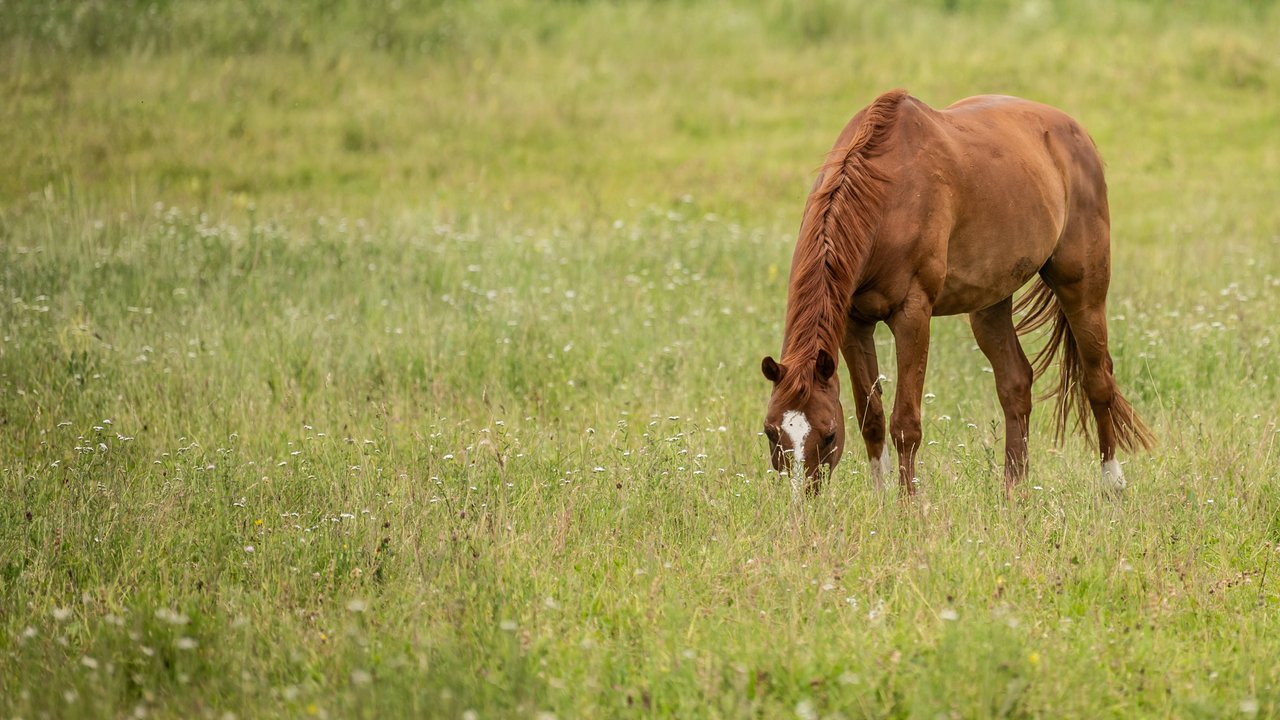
[{"left": 3, "top": 1, "right": 1280, "bottom": 717}]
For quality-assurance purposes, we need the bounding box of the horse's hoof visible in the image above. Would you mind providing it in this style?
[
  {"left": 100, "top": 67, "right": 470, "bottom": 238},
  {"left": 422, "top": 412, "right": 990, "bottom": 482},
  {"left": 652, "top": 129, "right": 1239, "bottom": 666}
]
[{"left": 1101, "top": 459, "right": 1126, "bottom": 495}]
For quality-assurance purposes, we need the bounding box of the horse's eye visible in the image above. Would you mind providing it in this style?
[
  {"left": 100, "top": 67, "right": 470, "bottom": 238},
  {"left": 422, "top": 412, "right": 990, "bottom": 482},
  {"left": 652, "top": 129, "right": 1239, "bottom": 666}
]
[
  {"left": 822, "top": 432, "right": 837, "bottom": 446},
  {"left": 764, "top": 426, "right": 779, "bottom": 443}
]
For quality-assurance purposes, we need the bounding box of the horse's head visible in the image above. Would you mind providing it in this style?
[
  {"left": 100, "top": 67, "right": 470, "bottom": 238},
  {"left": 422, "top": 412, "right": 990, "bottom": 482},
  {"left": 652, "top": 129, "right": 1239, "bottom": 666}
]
[{"left": 761, "top": 348, "right": 845, "bottom": 497}]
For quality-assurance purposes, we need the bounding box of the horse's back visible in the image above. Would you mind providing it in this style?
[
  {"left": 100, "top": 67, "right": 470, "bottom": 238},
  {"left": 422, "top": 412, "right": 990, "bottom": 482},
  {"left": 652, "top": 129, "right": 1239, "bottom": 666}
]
[
  {"left": 938, "top": 93, "right": 1111, "bottom": 246},
  {"left": 937, "top": 94, "right": 1105, "bottom": 187},
  {"left": 880, "top": 93, "right": 1106, "bottom": 315}
]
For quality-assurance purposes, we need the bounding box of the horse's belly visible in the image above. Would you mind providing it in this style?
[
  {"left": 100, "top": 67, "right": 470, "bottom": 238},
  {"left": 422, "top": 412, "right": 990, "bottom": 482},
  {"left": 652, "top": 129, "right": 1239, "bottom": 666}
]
[{"left": 931, "top": 250, "right": 1047, "bottom": 316}]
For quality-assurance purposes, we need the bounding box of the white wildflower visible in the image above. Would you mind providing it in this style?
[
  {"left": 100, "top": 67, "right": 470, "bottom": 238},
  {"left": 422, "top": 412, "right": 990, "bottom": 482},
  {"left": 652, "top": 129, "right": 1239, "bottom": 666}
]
[{"left": 155, "top": 608, "right": 189, "bottom": 625}]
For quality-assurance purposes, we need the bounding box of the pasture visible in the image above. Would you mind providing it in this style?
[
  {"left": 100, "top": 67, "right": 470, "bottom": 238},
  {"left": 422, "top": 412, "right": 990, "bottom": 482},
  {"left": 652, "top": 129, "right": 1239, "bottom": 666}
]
[{"left": 2, "top": 1, "right": 1280, "bottom": 717}]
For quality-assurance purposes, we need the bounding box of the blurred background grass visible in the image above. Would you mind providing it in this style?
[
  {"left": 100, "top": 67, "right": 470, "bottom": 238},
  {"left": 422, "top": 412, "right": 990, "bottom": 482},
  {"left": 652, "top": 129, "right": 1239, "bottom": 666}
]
[{"left": 3, "top": 0, "right": 1276, "bottom": 225}]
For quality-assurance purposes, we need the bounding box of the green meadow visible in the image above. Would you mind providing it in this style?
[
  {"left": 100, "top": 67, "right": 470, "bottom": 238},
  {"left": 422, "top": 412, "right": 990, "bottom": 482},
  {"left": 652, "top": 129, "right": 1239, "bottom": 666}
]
[{"left": 3, "top": 1, "right": 1280, "bottom": 717}]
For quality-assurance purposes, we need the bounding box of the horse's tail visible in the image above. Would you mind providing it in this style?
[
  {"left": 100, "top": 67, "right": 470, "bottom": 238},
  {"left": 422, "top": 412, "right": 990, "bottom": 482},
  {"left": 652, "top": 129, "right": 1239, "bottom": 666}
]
[{"left": 1014, "top": 279, "right": 1155, "bottom": 452}]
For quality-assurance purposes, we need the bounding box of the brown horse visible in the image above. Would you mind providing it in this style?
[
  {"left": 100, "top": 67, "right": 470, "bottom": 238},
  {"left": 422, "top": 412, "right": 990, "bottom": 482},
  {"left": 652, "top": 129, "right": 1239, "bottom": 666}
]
[{"left": 761, "top": 89, "right": 1154, "bottom": 498}]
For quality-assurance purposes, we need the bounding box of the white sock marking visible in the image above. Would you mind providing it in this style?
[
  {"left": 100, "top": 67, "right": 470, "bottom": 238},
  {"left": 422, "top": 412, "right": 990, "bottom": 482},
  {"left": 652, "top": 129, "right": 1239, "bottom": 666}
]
[
  {"left": 869, "top": 443, "right": 891, "bottom": 489},
  {"left": 1101, "top": 458, "right": 1125, "bottom": 491}
]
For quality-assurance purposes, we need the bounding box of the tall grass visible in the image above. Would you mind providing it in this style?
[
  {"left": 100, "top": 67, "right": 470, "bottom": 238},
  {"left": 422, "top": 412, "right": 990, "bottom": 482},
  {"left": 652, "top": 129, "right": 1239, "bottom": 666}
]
[{"left": 3, "top": 1, "right": 1280, "bottom": 717}]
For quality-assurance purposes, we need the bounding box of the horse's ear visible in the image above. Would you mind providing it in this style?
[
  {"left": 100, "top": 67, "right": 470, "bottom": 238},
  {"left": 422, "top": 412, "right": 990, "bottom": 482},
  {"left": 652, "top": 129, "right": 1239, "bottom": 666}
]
[
  {"left": 815, "top": 349, "right": 836, "bottom": 382},
  {"left": 761, "top": 356, "right": 784, "bottom": 384}
]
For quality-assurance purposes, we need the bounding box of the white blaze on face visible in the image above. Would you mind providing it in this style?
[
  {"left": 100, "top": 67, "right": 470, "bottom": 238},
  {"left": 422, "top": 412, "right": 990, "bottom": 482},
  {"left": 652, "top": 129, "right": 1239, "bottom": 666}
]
[
  {"left": 781, "top": 410, "right": 811, "bottom": 498},
  {"left": 1101, "top": 458, "right": 1125, "bottom": 491}
]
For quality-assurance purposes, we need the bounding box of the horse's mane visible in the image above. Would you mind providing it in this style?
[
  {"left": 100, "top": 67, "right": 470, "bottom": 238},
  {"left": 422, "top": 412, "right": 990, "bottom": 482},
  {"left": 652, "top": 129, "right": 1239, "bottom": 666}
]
[{"left": 777, "top": 88, "right": 907, "bottom": 402}]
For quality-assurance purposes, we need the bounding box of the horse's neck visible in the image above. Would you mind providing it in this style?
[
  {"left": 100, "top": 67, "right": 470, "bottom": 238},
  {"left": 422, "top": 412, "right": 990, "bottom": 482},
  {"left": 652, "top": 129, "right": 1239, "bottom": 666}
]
[{"left": 779, "top": 286, "right": 846, "bottom": 365}]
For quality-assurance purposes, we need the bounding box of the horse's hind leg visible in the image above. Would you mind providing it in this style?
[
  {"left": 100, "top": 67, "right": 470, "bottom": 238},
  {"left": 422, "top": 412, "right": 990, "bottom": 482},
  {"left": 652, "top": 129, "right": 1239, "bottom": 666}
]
[
  {"left": 1057, "top": 297, "right": 1123, "bottom": 486},
  {"left": 970, "top": 297, "right": 1033, "bottom": 494},
  {"left": 1042, "top": 217, "right": 1147, "bottom": 490},
  {"left": 841, "top": 321, "right": 889, "bottom": 488}
]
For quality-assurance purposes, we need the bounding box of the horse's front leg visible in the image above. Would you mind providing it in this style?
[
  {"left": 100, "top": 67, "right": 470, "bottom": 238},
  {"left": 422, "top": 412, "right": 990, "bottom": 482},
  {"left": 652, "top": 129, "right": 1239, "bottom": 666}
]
[
  {"left": 841, "top": 321, "right": 889, "bottom": 488},
  {"left": 886, "top": 296, "right": 933, "bottom": 495}
]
